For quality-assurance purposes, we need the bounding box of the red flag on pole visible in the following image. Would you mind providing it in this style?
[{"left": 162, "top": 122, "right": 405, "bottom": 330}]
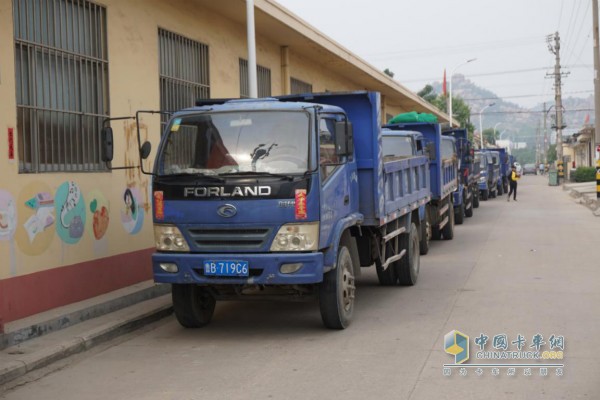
[
  {"left": 584, "top": 113, "right": 590, "bottom": 125},
  {"left": 442, "top": 69, "right": 447, "bottom": 97}
]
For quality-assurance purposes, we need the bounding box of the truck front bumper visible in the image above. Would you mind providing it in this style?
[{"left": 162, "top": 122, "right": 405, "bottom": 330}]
[{"left": 153, "top": 252, "right": 325, "bottom": 285}]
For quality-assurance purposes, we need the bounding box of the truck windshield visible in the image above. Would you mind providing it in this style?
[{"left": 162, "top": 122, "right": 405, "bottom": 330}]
[
  {"left": 475, "top": 154, "right": 485, "bottom": 168},
  {"left": 382, "top": 136, "right": 414, "bottom": 159},
  {"left": 158, "top": 111, "right": 309, "bottom": 176}
]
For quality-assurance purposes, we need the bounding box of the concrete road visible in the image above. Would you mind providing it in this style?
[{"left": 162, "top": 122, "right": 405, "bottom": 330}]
[{"left": 1, "top": 176, "right": 599, "bottom": 400}]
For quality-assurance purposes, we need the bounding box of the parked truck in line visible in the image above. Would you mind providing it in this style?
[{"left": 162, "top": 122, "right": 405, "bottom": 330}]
[
  {"left": 475, "top": 150, "right": 500, "bottom": 200},
  {"left": 101, "top": 91, "right": 433, "bottom": 330},
  {"left": 443, "top": 128, "right": 478, "bottom": 223},
  {"left": 483, "top": 147, "right": 510, "bottom": 195},
  {"left": 382, "top": 121, "right": 459, "bottom": 243}
]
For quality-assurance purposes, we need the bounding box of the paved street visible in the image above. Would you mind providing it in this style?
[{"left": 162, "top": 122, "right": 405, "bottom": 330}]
[{"left": 1, "top": 175, "right": 599, "bottom": 400}]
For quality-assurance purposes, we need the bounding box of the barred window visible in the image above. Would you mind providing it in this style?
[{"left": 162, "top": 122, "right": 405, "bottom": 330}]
[
  {"left": 159, "top": 28, "right": 210, "bottom": 132},
  {"left": 290, "top": 77, "right": 312, "bottom": 94},
  {"left": 239, "top": 58, "right": 271, "bottom": 98},
  {"left": 14, "top": 0, "right": 109, "bottom": 173}
]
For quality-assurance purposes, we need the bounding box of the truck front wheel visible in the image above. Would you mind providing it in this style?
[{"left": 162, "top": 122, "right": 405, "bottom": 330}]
[
  {"left": 397, "top": 223, "right": 420, "bottom": 286},
  {"left": 172, "top": 284, "right": 216, "bottom": 328},
  {"left": 319, "top": 240, "right": 356, "bottom": 329},
  {"left": 481, "top": 189, "right": 489, "bottom": 201}
]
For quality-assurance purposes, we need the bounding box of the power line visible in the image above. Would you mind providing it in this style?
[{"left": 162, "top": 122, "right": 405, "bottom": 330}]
[
  {"left": 462, "top": 90, "right": 594, "bottom": 102},
  {"left": 401, "top": 64, "right": 592, "bottom": 83},
  {"left": 472, "top": 108, "right": 593, "bottom": 115},
  {"left": 366, "top": 36, "right": 544, "bottom": 60}
]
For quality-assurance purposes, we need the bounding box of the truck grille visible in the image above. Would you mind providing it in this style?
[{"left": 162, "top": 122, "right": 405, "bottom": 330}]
[{"left": 187, "top": 227, "right": 272, "bottom": 252}]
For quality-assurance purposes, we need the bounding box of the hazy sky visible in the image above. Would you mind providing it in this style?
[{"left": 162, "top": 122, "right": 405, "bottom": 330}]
[{"left": 275, "top": 0, "right": 594, "bottom": 110}]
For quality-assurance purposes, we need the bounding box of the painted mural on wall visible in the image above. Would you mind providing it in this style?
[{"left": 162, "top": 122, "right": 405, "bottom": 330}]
[
  {"left": 87, "top": 190, "right": 110, "bottom": 240},
  {"left": 55, "top": 181, "right": 86, "bottom": 244},
  {"left": 15, "top": 182, "right": 56, "bottom": 256},
  {"left": 121, "top": 187, "right": 144, "bottom": 234},
  {"left": 0, "top": 190, "right": 17, "bottom": 241}
]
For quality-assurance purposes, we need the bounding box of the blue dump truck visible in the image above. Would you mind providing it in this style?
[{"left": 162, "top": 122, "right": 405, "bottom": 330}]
[
  {"left": 475, "top": 150, "right": 500, "bottom": 200},
  {"left": 443, "top": 128, "right": 478, "bottom": 223},
  {"left": 382, "top": 122, "right": 459, "bottom": 244},
  {"left": 483, "top": 147, "right": 510, "bottom": 195},
  {"left": 102, "top": 91, "right": 435, "bottom": 330}
]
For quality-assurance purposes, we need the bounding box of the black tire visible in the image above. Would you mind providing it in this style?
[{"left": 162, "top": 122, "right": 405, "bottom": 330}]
[
  {"left": 473, "top": 190, "right": 480, "bottom": 208},
  {"left": 431, "top": 226, "right": 442, "bottom": 240},
  {"left": 481, "top": 190, "right": 489, "bottom": 201},
  {"left": 376, "top": 241, "right": 397, "bottom": 286},
  {"left": 465, "top": 200, "right": 474, "bottom": 218},
  {"left": 442, "top": 202, "right": 454, "bottom": 240},
  {"left": 419, "top": 221, "right": 430, "bottom": 255},
  {"left": 455, "top": 202, "right": 465, "bottom": 225},
  {"left": 497, "top": 184, "right": 504, "bottom": 196},
  {"left": 172, "top": 284, "right": 216, "bottom": 328},
  {"left": 490, "top": 188, "right": 497, "bottom": 199},
  {"left": 397, "top": 223, "right": 420, "bottom": 286},
  {"left": 319, "top": 240, "right": 356, "bottom": 329}
]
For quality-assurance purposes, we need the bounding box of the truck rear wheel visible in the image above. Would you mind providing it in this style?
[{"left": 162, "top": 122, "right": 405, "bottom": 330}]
[
  {"left": 419, "top": 221, "right": 430, "bottom": 255},
  {"left": 473, "top": 190, "right": 480, "bottom": 208},
  {"left": 442, "top": 203, "right": 455, "bottom": 240},
  {"left": 319, "top": 239, "right": 356, "bottom": 329},
  {"left": 397, "top": 223, "right": 419, "bottom": 286},
  {"left": 465, "top": 199, "right": 474, "bottom": 218},
  {"left": 497, "top": 184, "right": 504, "bottom": 196},
  {"left": 376, "top": 241, "right": 398, "bottom": 285},
  {"left": 172, "top": 284, "right": 216, "bottom": 328},
  {"left": 455, "top": 202, "right": 465, "bottom": 225},
  {"left": 481, "top": 190, "right": 489, "bottom": 201}
]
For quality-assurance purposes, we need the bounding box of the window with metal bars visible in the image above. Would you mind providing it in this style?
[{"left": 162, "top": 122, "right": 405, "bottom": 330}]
[
  {"left": 290, "top": 77, "right": 312, "bottom": 94},
  {"left": 159, "top": 28, "right": 210, "bottom": 133},
  {"left": 239, "top": 58, "right": 271, "bottom": 98},
  {"left": 13, "top": 0, "right": 109, "bottom": 173}
]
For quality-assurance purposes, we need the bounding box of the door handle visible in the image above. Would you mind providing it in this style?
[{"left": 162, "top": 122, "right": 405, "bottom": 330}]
[{"left": 344, "top": 195, "right": 349, "bottom": 205}]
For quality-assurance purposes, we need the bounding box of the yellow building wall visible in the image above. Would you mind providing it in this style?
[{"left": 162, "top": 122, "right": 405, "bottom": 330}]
[{"left": 0, "top": 0, "right": 401, "bottom": 284}]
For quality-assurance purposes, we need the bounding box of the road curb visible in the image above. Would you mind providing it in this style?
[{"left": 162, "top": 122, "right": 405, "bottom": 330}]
[{"left": 0, "top": 301, "right": 173, "bottom": 387}]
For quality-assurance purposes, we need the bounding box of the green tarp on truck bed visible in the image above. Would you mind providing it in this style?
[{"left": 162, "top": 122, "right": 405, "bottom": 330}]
[{"left": 388, "top": 111, "right": 438, "bottom": 124}]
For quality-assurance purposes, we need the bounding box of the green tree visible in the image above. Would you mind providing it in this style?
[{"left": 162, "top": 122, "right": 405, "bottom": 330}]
[
  {"left": 482, "top": 128, "right": 496, "bottom": 145},
  {"left": 383, "top": 68, "right": 395, "bottom": 78},
  {"left": 417, "top": 85, "right": 475, "bottom": 137}
]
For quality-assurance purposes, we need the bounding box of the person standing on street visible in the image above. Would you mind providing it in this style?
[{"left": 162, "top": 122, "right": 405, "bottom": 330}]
[{"left": 507, "top": 164, "right": 520, "bottom": 202}]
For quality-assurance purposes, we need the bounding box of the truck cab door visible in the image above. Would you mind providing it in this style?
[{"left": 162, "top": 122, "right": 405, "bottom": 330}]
[{"left": 318, "top": 116, "right": 355, "bottom": 248}]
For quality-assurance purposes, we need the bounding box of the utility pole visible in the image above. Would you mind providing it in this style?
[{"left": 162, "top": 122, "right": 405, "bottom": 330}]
[
  {"left": 593, "top": 0, "right": 600, "bottom": 199},
  {"left": 547, "top": 32, "right": 568, "bottom": 180},
  {"left": 535, "top": 120, "right": 541, "bottom": 166},
  {"left": 543, "top": 102, "right": 548, "bottom": 164}
]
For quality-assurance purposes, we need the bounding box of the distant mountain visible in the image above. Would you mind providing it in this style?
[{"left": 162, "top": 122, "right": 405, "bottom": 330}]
[{"left": 428, "top": 74, "right": 594, "bottom": 144}]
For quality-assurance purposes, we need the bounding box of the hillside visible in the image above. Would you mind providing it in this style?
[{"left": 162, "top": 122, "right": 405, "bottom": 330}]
[{"left": 429, "top": 74, "right": 593, "bottom": 145}]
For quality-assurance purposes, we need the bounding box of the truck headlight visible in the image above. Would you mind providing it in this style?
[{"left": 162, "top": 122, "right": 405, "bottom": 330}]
[
  {"left": 270, "top": 222, "right": 319, "bottom": 252},
  {"left": 154, "top": 225, "right": 190, "bottom": 252}
]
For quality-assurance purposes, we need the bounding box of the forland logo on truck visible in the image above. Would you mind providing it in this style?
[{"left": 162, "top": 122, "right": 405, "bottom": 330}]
[{"left": 184, "top": 186, "right": 272, "bottom": 198}]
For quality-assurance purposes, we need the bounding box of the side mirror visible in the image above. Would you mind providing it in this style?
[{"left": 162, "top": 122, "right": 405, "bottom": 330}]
[
  {"left": 140, "top": 141, "right": 152, "bottom": 160},
  {"left": 101, "top": 127, "right": 114, "bottom": 162},
  {"left": 335, "top": 121, "right": 348, "bottom": 156},
  {"left": 346, "top": 122, "right": 354, "bottom": 155}
]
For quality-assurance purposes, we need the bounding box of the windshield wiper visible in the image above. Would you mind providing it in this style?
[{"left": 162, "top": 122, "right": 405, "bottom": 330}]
[
  {"left": 218, "top": 171, "right": 297, "bottom": 181},
  {"left": 160, "top": 173, "right": 225, "bottom": 183}
]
